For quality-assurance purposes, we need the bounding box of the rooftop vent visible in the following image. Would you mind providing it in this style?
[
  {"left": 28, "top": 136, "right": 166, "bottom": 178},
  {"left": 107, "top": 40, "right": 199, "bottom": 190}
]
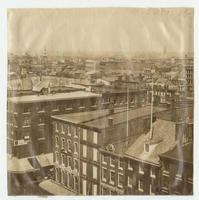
[{"left": 108, "top": 117, "right": 113, "bottom": 126}]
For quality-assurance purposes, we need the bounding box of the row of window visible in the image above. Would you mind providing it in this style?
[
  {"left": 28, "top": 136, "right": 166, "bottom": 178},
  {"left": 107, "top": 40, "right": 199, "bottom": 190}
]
[
  {"left": 102, "top": 167, "right": 123, "bottom": 188},
  {"left": 102, "top": 157, "right": 155, "bottom": 178},
  {"left": 82, "top": 145, "right": 98, "bottom": 161},
  {"left": 55, "top": 123, "right": 79, "bottom": 138},
  {"left": 102, "top": 155, "right": 123, "bottom": 169},
  {"left": 128, "top": 161, "right": 156, "bottom": 177},
  {"left": 55, "top": 137, "right": 79, "bottom": 154},
  {"left": 55, "top": 139, "right": 98, "bottom": 162},
  {"left": 82, "top": 162, "right": 98, "bottom": 180},
  {"left": 55, "top": 168, "right": 79, "bottom": 192},
  {"left": 55, "top": 153, "right": 79, "bottom": 171},
  {"left": 55, "top": 123, "right": 98, "bottom": 144}
]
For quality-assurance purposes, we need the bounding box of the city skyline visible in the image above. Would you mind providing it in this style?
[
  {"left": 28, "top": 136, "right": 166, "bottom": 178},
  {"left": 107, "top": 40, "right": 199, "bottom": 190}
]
[{"left": 8, "top": 8, "right": 193, "bottom": 55}]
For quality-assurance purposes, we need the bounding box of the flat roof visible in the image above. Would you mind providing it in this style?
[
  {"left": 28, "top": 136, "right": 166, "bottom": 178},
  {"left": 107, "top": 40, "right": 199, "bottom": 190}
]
[
  {"left": 52, "top": 107, "right": 128, "bottom": 124},
  {"left": 7, "top": 91, "right": 101, "bottom": 104},
  {"left": 52, "top": 106, "right": 166, "bottom": 130},
  {"left": 84, "top": 106, "right": 166, "bottom": 129}
]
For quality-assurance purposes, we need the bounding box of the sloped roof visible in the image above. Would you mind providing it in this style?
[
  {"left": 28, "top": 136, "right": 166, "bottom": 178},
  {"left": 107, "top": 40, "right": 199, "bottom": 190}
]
[
  {"left": 32, "top": 80, "right": 50, "bottom": 92},
  {"left": 125, "top": 119, "right": 177, "bottom": 165},
  {"left": 160, "top": 142, "right": 193, "bottom": 164},
  {"left": 7, "top": 155, "right": 35, "bottom": 173}
]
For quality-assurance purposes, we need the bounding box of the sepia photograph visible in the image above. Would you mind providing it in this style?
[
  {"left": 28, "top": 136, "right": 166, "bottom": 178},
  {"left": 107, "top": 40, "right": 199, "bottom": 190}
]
[{"left": 7, "top": 8, "right": 194, "bottom": 196}]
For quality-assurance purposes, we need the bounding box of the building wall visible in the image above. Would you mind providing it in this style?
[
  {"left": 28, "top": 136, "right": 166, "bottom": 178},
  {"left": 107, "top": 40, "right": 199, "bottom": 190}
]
[
  {"left": 159, "top": 157, "right": 193, "bottom": 195},
  {"left": 124, "top": 158, "right": 159, "bottom": 195},
  {"left": 7, "top": 90, "right": 148, "bottom": 158},
  {"left": 100, "top": 152, "right": 125, "bottom": 195},
  {"left": 52, "top": 118, "right": 101, "bottom": 195}
]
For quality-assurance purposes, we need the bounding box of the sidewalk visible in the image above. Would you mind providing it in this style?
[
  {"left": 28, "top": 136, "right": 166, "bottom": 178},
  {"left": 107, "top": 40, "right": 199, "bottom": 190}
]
[{"left": 39, "top": 180, "right": 76, "bottom": 196}]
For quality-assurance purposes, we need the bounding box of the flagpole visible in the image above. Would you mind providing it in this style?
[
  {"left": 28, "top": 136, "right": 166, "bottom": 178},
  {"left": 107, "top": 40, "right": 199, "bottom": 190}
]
[{"left": 150, "top": 78, "right": 153, "bottom": 139}]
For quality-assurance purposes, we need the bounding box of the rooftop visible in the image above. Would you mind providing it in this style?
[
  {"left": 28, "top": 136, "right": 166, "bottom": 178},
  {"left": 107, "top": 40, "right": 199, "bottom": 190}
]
[
  {"left": 160, "top": 142, "right": 193, "bottom": 164},
  {"left": 125, "top": 119, "right": 177, "bottom": 165},
  {"left": 8, "top": 91, "right": 101, "bottom": 104},
  {"left": 101, "top": 134, "right": 141, "bottom": 156},
  {"left": 52, "top": 106, "right": 166, "bottom": 130},
  {"left": 7, "top": 153, "right": 53, "bottom": 173}
]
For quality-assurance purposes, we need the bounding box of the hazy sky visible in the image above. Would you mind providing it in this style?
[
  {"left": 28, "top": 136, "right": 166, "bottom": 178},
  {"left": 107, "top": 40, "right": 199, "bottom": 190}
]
[{"left": 7, "top": 8, "right": 194, "bottom": 55}]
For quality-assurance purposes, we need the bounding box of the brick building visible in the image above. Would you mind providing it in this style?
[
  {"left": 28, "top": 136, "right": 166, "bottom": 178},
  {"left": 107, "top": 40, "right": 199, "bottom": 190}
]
[
  {"left": 7, "top": 91, "right": 102, "bottom": 158},
  {"left": 124, "top": 119, "right": 177, "bottom": 195},
  {"left": 159, "top": 120, "right": 193, "bottom": 195},
  {"left": 159, "top": 143, "right": 193, "bottom": 195},
  {"left": 51, "top": 106, "right": 166, "bottom": 195}
]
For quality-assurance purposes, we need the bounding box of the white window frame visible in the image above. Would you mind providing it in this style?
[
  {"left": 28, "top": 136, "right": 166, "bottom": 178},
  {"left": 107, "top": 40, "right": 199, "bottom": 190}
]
[
  {"left": 74, "top": 158, "right": 78, "bottom": 171},
  {"left": 83, "top": 145, "right": 87, "bottom": 158},
  {"left": 55, "top": 122, "right": 59, "bottom": 132},
  {"left": 68, "top": 124, "right": 71, "bottom": 136},
  {"left": 138, "top": 180, "right": 144, "bottom": 192},
  {"left": 118, "top": 173, "right": 123, "bottom": 188},
  {"left": 109, "top": 170, "right": 115, "bottom": 185},
  {"left": 74, "top": 142, "right": 78, "bottom": 155},
  {"left": 74, "top": 127, "right": 78, "bottom": 138},
  {"left": 61, "top": 124, "right": 65, "bottom": 134},
  {"left": 110, "top": 157, "right": 115, "bottom": 167},
  {"left": 93, "top": 148, "right": 98, "bottom": 162},
  {"left": 92, "top": 184, "right": 97, "bottom": 195},
  {"left": 61, "top": 137, "right": 65, "bottom": 149},
  {"left": 93, "top": 166, "right": 98, "bottom": 180},
  {"left": 82, "top": 162, "right": 87, "bottom": 175},
  {"left": 102, "top": 167, "right": 107, "bottom": 182},
  {"left": 83, "top": 129, "right": 87, "bottom": 140},
  {"left": 61, "top": 153, "right": 65, "bottom": 166},
  {"left": 150, "top": 183, "right": 155, "bottom": 195},
  {"left": 150, "top": 167, "right": 156, "bottom": 178},
  {"left": 127, "top": 176, "right": 132, "bottom": 188},
  {"left": 67, "top": 139, "right": 72, "bottom": 152},
  {"left": 139, "top": 164, "right": 144, "bottom": 175},
  {"left": 118, "top": 159, "right": 123, "bottom": 170},
  {"left": 102, "top": 154, "right": 107, "bottom": 165},
  {"left": 61, "top": 170, "right": 64, "bottom": 184},
  {"left": 93, "top": 131, "right": 98, "bottom": 144},
  {"left": 67, "top": 156, "right": 72, "bottom": 168},
  {"left": 128, "top": 161, "right": 133, "bottom": 171},
  {"left": 55, "top": 136, "right": 59, "bottom": 147}
]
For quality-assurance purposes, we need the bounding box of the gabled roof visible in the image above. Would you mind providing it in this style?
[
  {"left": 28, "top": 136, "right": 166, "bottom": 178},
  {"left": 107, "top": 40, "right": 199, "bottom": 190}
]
[{"left": 125, "top": 119, "right": 177, "bottom": 165}]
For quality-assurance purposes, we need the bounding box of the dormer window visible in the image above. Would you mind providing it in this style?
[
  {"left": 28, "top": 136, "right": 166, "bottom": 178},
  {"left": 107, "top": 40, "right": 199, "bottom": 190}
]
[{"left": 144, "top": 143, "right": 149, "bottom": 153}]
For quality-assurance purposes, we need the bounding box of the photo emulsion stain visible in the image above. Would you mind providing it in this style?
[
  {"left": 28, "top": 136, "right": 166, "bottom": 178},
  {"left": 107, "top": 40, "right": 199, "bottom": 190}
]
[{"left": 7, "top": 8, "right": 193, "bottom": 196}]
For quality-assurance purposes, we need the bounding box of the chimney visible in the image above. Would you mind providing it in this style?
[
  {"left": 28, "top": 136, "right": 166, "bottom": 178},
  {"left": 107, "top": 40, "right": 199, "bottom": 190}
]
[
  {"left": 109, "top": 102, "right": 114, "bottom": 114},
  {"left": 108, "top": 117, "right": 113, "bottom": 126}
]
